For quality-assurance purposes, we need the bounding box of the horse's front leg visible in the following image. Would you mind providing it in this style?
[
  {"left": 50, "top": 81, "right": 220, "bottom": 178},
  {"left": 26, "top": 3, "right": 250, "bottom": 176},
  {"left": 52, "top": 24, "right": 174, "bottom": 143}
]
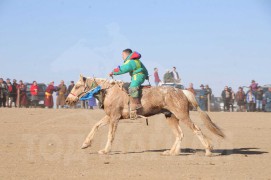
[
  {"left": 81, "top": 115, "right": 110, "bottom": 149},
  {"left": 98, "top": 118, "right": 119, "bottom": 155}
]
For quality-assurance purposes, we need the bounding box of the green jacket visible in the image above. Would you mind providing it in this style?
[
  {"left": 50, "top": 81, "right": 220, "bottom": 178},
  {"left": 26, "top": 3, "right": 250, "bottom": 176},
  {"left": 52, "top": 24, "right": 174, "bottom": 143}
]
[{"left": 113, "top": 52, "right": 149, "bottom": 78}]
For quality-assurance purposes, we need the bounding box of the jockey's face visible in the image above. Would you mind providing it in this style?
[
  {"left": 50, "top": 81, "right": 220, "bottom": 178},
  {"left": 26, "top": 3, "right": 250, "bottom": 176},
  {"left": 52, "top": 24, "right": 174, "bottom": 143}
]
[{"left": 122, "top": 52, "right": 129, "bottom": 60}]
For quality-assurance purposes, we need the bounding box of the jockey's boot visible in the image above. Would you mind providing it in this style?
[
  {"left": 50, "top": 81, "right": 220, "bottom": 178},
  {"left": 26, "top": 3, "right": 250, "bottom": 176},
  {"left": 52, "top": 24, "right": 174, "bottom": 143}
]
[{"left": 130, "top": 98, "right": 142, "bottom": 120}]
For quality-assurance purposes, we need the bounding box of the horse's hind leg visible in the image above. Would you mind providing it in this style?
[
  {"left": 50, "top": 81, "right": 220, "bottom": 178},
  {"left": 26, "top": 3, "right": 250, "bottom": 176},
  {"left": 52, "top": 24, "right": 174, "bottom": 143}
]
[
  {"left": 81, "top": 115, "right": 110, "bottom": 149},
  {"left": 98, "top": 119, "right": 119, "bottom": 155},
  {"left": 181, "top": 117, "right": 213, "bottom": 156},
  {"left": 162, "top": 114, "right": 183, "bottom": 156}
]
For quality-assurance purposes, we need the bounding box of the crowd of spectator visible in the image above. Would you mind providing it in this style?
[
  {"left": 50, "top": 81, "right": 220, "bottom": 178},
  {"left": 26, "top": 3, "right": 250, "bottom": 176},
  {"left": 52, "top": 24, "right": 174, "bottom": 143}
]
[
  {"left": 221, "top": 80, "right": 271, "bottom": 112},
  {"left": 1, "top": 75, "right": 270, "bottom": 113},
  {"left": 153, "top": 69, "right": 271, "bottom": 112},
  {"left": 0, "top": 78, "right": 96, "bottom": 109}
]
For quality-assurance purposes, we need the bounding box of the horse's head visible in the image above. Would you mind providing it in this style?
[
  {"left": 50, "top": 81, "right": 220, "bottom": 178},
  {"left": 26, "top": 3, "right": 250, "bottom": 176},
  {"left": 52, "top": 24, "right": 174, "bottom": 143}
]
[{"left": 65, "top": 75, "right": 96, "bottom": 105}]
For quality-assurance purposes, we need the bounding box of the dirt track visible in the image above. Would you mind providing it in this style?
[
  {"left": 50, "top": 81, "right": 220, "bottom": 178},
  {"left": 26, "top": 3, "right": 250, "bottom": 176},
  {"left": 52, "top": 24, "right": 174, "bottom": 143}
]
[{"left": 0, "top": 109, "right": 270, "bottom": 180}]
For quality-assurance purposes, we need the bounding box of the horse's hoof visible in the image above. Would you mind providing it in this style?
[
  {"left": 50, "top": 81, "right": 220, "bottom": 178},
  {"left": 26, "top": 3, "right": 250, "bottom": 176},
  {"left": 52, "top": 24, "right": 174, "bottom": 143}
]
[
  {"left": 205, "top": 149, "right": 212, "bottom": 157},
  {"left": 81, "top": 143, "right": 91, "bottom": 149},
  {"left": 161, "top": 150, "right": 171, "bottom": 156},
  {"left": 98, "top": 149, "right": 108, "bottom": 155}
]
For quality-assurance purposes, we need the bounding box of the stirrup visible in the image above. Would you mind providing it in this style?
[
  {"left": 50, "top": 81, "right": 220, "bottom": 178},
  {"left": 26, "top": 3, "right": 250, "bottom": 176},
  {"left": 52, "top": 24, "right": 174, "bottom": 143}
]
[{"left": 130, "top": 110, "right": 138, "bottom": 120}]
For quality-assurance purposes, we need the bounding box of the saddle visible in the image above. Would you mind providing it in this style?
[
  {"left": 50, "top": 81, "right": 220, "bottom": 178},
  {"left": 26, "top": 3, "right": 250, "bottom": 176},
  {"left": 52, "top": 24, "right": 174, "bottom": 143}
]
[
  {"left": 120, "top": 83, "right": 152, "bottom": 120},
  {"left": 93, "top": 81, "right": 150, "bottom": 123}
]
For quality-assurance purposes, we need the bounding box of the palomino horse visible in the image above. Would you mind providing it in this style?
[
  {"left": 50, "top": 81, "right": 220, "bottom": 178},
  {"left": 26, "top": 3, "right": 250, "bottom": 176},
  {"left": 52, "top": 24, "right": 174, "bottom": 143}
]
[{"left": 66, "top": 75, "right": 225, "bottom": 156}]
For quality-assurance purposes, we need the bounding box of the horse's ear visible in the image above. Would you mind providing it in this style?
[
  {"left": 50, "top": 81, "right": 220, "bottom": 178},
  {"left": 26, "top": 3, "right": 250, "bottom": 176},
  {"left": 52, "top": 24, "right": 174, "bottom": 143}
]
[
  {"left": 80, "top": 74, "right": 86, "bottom": 82},
  {"left": 80, "top": 74, "right": 83, "bottom": 81}
]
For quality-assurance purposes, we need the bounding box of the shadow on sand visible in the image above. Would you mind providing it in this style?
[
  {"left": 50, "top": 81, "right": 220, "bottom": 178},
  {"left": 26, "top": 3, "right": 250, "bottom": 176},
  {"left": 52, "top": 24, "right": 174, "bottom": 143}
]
[
  {"left": 180, "top": 147, "right": 269, "bottom": 156},
  {"left": 108, "top": 147, "right": 268, "bottom": 156}
]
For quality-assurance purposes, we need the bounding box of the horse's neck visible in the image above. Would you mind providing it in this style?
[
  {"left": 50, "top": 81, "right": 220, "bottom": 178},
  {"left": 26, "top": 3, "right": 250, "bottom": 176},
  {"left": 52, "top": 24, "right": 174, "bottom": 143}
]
[
  {"left": 95, "top": 79, "right": 111, "bottom": 89},
  {"left": 85, "top": 78, "right": 107, "bottom": 89},
  {"left": 96, "top": 79, "right": 128, "bottom": 96},
  {"left": 86, "top": 78, "right": 127, "bottom": 97}
]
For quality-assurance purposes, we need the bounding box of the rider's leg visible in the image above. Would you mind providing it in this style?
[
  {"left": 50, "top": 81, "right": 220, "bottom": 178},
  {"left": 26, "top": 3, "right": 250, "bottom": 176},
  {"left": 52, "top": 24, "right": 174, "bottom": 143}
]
[
  {"left": 129, "top": 74, "right": 145, "bottom": 109},
  {"left": 129, "top": 74, "right": 146, "bottom": 119}
]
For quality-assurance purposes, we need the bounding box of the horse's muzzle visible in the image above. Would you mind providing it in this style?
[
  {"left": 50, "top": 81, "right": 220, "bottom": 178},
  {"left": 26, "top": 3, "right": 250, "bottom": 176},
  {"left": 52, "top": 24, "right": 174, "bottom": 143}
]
[{"left": 65, "top": 95, "right": 79, "bottom": 105}]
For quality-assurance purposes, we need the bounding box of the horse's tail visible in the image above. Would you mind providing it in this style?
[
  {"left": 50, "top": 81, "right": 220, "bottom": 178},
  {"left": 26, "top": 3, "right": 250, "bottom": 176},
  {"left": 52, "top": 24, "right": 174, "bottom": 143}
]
[{"left": 182, "top": 90, "right": 225, "bottom": 138}]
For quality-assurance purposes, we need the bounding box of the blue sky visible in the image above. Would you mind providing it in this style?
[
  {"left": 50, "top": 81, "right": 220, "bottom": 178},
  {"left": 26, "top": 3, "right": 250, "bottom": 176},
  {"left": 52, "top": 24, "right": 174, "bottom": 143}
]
[{"left": 0, "top": 0, "right": 270, "bottom": 95}]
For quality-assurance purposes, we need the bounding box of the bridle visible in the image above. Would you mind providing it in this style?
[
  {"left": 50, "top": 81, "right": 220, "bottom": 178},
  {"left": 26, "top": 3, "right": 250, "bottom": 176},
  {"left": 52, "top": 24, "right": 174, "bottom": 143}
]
[
  {"left": 69, "top": 77, "right": 125, "bottom": 100},
  {"left": 70, "top": 78, "right": 98, "bottom": 99}
]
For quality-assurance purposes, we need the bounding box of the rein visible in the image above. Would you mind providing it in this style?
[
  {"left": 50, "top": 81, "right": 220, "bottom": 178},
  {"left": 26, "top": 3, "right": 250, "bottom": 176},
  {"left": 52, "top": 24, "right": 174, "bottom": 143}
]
[
  {"left": 70, "top": 77, "right": 126, "bottom": 100},
  {"left": 70, "top": 79, "right": 98, "bottom": 99}
]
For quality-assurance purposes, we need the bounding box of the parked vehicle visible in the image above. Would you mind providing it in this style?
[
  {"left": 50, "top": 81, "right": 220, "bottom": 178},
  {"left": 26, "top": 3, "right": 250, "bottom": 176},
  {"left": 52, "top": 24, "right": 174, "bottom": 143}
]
[
  {"left": 262, "top": 84, "right": 271, "bottom": 92},
  {"left": 25, "top": 83, "right": 47, "bottom": 107},
  {"left": 212, "top": 97, "right": 224, "bottom": 112},
  {"left": 160, "top": 83, "right": 185, "bottom": 89}
]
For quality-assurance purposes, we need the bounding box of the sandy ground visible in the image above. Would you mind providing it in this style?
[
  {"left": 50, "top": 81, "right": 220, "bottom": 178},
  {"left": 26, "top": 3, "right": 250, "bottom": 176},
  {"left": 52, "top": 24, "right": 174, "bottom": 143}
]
[{"left": 0, "top": 108, "right": 270, "bottom": 180}]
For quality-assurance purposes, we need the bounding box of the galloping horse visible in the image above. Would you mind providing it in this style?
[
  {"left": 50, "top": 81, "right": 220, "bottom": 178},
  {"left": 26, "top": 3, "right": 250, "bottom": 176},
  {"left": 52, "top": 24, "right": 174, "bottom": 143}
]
[{"left": 66, "top": 75, "right": 225, "bottom": 156}]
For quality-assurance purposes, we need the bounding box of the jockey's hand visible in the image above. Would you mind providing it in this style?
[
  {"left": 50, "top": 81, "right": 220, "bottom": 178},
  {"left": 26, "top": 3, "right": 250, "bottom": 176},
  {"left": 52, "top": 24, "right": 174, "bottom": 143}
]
[{"left": 109, "top": 72, "right": 113, "bottom": 77}]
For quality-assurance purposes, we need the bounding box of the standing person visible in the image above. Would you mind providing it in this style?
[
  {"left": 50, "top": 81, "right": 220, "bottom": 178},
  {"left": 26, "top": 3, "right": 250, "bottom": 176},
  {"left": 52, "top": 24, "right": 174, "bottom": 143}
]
[
  {"left": 246, "top": 90, "right": 256, "bottom": 112},
  {"left": 11, "top": 79, "right": 18, "bottom": 107},
  {"left": 264, "top": 87, "right": 271, "bottom": 112},
  {"left": 0, "top": 78, "right": 8, "bottom": 107},
  {"left": 171, "top": 67, "right": 181, "bottom": 83},
  {"left": 67, "top": 81, "right": 75, "bottom": 95},
  {"left": 44, "top": 81, "right": 56, "bottom": 108},
  {"left": 235, "top": 87, "right": 246, "bottom": 112},
  {"left": 255, "top": 86, "right": 264, "bottom": 112},
  {"left": 205, "top": 85, "right": 212, "bottom": 97},
  {"left": 228, "top": 87, "right": 235, "bottom": 112},
  {"left": 221, "top": 86, "right": 231, "bottom": 112},
  {"left": 81, "top": 100, "right": 87, "bottom": 109},
  {"left": 246, "top": 86, "right": 256, "bottom": 111},
  {"left": 153, "top": 68, "right": 161, "bottom": 86},
  {"left": 88, "top": 97, "right": 97, "bottom": 109},
  {"left": 30, "top": 81, "right": 39, "bottom": 108},
  {"left": 109, "top": 49, "right": 149, "bottom": 119},
  {"left": 198, "top": 84, "right": 207, "bottom": 111},
  {"left": 17, "top": 80, "right": 27, "bottom": 107},
  {"left": 186, "top": 83, "right": 196, "bottom": 95},
  {"left": 5, "top": 78, "right": 11, "bottom": 107},
  {"left": 250, "top": 80, "right": 258, "bottom": 92},
  {"left": 205, "top": 85, "right": 212, "bottom": 111},
  {"left": 6, "top": 82, "right": 13, "bottom": 108},
  {"left": 56, "top": 80, "right": 67, "bottom": 109}
]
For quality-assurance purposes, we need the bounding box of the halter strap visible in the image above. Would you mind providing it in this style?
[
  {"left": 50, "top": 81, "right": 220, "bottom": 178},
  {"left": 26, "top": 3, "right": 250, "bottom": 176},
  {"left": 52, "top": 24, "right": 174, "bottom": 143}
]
[{"left": 72, "top": 79, "right": 99, "bottom": 99}]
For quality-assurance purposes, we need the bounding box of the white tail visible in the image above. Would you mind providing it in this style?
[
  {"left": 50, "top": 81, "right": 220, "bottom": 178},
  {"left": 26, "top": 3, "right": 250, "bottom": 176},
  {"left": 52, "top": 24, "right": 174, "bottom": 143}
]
[{"left": 183, "top": 90, "right": 225, "bottom": 138}]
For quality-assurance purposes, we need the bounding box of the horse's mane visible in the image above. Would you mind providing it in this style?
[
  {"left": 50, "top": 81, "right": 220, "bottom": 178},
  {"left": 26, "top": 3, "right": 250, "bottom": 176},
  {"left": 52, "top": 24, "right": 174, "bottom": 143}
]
[{"left": 85, "top": 77, "right": 127, "bottom": 87}]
